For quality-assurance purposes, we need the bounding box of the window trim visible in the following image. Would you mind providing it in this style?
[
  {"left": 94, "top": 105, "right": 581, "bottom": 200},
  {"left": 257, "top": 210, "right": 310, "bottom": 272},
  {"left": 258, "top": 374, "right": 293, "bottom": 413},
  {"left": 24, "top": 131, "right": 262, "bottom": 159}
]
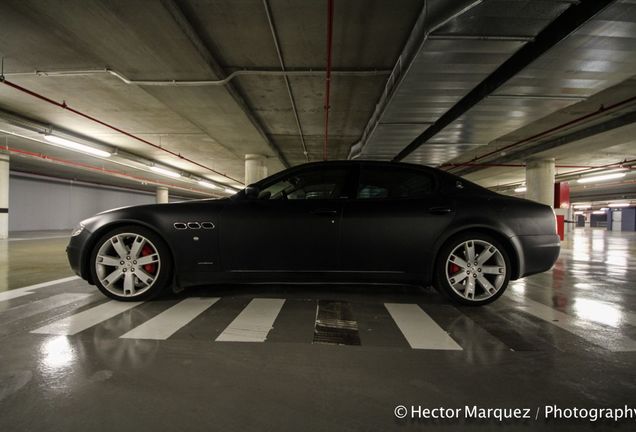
[
  {"left": 252, "top": 163, "right": 358, "bottom": 201},
  {"left": 354, "top": 164, "right": 439, "bottom": 201}
]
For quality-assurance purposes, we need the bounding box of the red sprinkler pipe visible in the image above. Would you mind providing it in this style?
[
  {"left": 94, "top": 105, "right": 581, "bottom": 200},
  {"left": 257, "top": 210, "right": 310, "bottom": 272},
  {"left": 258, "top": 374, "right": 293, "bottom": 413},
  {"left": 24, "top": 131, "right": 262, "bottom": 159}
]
[
  {"left": 323, "top": 0, "right": 334, "bottom": 161},
  {"left": 446, "top": 94, "right": 636, "bottom": 171},
  {"left": 0, "top": 78, "right": 242, "bottom": 184},
  {"left": 3, "top": 146, "right": 212, "bottom": 195},
  {"left": 440, "top": 162, "right": 598, "bottom": 169}
]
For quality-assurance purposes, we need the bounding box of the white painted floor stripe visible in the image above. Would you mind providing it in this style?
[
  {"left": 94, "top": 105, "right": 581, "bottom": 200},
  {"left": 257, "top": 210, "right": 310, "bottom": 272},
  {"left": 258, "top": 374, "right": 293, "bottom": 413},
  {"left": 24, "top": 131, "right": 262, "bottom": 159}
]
[
  {"left": 31, "top": 300, "right": 142, "bottom": 335},
  {"left": 121, "top": 297, "right": 220, "bottom": 340},
  {"left": 514, "top": 298, "right": 636, "bottom": 352},
  {"left": 0, "top": 276, "right": 80, "bottom": 303},
  {"left": 385, "top": 303, "right": 462, "bottom": 350},
  {"left": 216, "top": 298, "right": 285, "bottom": 342},
  {"left": 0, "top": 290, "right": 35, "bottom": 303},
  {"left": 0, "top": 293, "right": 94, "bottom": 326}
]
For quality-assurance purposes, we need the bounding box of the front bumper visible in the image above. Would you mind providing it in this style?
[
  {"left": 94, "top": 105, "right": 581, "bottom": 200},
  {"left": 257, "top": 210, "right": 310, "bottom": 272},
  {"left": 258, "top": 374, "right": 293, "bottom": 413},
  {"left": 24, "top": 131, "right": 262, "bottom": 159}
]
[
  {"left": 66, "top": 227, "right": 93, "bottom": 281},
  {"left": 511, "top": 234, "right": 561, "bottom": 278}
]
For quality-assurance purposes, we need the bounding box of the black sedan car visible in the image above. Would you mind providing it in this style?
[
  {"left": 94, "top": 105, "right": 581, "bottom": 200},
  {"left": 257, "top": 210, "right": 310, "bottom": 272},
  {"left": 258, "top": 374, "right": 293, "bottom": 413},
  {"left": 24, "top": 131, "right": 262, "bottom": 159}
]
[{"left": 67, "top": 161, "right": 560, "bottom": 305}]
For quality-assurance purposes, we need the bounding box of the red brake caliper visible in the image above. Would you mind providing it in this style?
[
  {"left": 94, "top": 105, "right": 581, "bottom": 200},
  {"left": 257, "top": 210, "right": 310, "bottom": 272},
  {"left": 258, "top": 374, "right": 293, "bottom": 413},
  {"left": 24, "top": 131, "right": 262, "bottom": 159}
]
[
  {"left": 449, "top": 263, "right": 460, "bottom": 275},
  {"left": 141, "top": 245, "right": 156, "bottom": 274}
]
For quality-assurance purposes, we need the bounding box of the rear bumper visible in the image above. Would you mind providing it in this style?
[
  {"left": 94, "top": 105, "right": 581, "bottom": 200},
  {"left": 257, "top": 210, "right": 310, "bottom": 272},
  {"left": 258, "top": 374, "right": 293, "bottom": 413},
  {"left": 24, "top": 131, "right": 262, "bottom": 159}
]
[{"left": 511, "top": 234, "right": 560, "bottom": 278}]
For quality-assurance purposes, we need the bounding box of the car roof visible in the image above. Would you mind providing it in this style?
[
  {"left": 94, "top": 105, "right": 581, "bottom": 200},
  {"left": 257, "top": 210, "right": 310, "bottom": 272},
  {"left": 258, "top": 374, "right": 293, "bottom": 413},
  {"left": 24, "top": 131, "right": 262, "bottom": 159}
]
[{"left": 290, "top": 159, "right": 437, "bottom": 171}]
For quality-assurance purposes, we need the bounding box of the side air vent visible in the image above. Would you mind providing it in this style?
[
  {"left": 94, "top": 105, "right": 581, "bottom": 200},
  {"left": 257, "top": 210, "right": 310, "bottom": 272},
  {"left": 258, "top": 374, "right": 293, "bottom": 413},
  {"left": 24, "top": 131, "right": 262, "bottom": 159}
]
[
  {"left": 201, "top": 222, "right": 215, "bottom": 229},
  {"left": 173, "top": 223, "right": 187, "bottom": 230},
  {"left": 187, "top": 222, "right": 201, "bottom": 229}
]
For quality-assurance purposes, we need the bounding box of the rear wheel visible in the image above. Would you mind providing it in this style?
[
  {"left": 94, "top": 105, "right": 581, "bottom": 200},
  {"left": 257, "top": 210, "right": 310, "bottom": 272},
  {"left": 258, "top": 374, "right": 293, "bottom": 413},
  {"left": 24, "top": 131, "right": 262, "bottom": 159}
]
[
  {"left": 89, "top": 225, "right": 172, "bottom": 301},
  {"left": 434, "top": 233, "right": 510, "bottom": 306}
]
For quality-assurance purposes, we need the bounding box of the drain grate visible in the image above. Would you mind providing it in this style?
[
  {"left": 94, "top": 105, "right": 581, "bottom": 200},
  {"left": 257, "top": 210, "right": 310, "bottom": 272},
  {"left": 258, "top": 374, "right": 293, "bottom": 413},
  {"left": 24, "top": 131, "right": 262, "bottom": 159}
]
[{"left": 313, "top": 300, "right": 361, "bottom": 346}]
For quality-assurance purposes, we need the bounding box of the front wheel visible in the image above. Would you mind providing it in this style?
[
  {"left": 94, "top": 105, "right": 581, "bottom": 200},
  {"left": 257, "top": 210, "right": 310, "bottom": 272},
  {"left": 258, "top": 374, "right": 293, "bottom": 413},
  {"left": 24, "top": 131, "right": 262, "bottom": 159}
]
[
  {"left": 89, "top": 225, "right": 173, "bottom": 301},
  {"left": 434, "top": 233, "right": 511, "bottom": 306}
]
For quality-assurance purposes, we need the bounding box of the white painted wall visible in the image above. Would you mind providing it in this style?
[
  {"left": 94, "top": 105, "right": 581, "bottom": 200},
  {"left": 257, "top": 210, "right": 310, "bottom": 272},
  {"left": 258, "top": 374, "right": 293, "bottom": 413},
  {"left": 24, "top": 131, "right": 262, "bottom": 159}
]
[{"left": 9, "top": 173, "right": 159, "bottom": 232}]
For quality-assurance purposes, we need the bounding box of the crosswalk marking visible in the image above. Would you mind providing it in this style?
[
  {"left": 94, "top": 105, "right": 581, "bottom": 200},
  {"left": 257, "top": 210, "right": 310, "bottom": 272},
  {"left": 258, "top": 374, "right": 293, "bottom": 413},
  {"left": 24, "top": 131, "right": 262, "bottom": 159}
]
[
  {"left": 216, "top": 298, "right": 285, "bottom": 342},
  {"left": 120, "top": 297, "right": 220, "bottom": 340},
  {"left": 0, "top": 290, "right": 35, "bottom": 303},
  {"left": 0, "top": 293, "right": 93, "bottom": 324},
  {"left": 15, "top": 284, "right": 635, "bottom": 352},
  {"left": 31, "top": 300, "right": 142, "bottom": 335},
  {"left": 514, "top": 298, "right": 636, "bottom": 352},
  {"left": 0, "top": 276, "right": 80, "bottom": 303},
  {"left": 384, "top": 303, "right": 462, "bottom": 350}
]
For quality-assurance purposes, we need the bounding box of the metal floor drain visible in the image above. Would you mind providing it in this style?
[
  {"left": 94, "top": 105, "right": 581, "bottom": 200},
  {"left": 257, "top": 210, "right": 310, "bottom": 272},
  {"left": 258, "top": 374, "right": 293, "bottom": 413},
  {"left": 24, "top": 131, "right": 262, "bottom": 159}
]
[{"left": 313, "top": 300, "right": 361, "bottom": 346}]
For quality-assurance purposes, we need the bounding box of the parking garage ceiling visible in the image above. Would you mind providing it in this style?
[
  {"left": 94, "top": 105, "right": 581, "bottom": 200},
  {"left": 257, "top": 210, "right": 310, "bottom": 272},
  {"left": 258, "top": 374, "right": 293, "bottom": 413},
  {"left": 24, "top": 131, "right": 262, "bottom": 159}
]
[{"left": 0, "top": 0, "right": 635, "bottom": 201}]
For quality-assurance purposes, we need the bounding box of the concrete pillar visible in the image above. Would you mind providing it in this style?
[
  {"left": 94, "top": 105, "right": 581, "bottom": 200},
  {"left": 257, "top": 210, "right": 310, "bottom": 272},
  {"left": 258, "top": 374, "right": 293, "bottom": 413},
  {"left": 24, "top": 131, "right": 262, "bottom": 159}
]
[
  {"left": 0, "top": 155, "right": 8, "bottom": 239},
  {"left": 156, "top": 187, "right": 169, "bottom": 204},
  {"left": 525, "top": 158, "right": 555, "bottom": 207},
  {"left": 245, "top": 154, "right": 268, "bottom": 185}
]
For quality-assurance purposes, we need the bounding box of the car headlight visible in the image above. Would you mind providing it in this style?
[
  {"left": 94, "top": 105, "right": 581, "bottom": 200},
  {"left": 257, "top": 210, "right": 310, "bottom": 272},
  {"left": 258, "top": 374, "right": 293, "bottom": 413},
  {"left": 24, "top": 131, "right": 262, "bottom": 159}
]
[{"left": 70, "top": 223, "right": 85, "bottom": 237}]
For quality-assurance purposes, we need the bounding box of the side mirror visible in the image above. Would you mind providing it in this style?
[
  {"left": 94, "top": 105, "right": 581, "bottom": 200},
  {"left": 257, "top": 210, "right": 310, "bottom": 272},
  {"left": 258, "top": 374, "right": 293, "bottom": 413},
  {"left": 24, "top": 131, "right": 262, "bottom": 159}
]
[{"left": 244, "top": 185, "right": 260, "bottom": 199}]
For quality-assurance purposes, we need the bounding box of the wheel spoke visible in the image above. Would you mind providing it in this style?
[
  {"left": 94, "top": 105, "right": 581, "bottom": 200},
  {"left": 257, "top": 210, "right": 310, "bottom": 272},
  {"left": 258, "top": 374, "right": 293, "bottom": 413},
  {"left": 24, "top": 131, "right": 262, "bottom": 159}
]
[
  {"left": 464, "top": 241, "right": 475, "bottom": 263},
  {"left": 123, "top": 272, "right": 135, "bottom": 296},
  {"left": 111, "top": 236, "right": 129, "bottom": 258},
  {"left": 450, "top": 271, "right": 468, "bottom": 285},
  {"left": 464, "top": 277, "right": 476, "bottom": 300},
  {"left": 449, "top": 254, "right": 468, "bottom": 269},
  {"left": 129, "top": 236, "right": 145, "bottom": 259},
  {"left": 97, "top": 255, "right": 121, "bottom": 266},
  {"left": 136, "top": 254, "right": 159, "bottom": 266},
  {"left": 134, "top": 268, "right": 156, "bottom": 286},
  {"left": 102, "top": 268, "right": 124, "bottom": 287},
  {"left": 482, "top": 266, "right": 505, "bottom": 275},
  {"left": 477, "top": 275, "right": 496, "bottom": 295},
  {"left": 477, "top": 247, "right": 496, "bottom": 265}
]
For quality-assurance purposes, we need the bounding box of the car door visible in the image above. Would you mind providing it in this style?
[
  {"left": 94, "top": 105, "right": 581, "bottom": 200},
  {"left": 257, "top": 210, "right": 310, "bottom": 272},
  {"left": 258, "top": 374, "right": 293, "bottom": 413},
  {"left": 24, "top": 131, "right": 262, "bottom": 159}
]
[
  {"left": 220, "top": 164, "right": 355, "bottom": 271},
  {"left": 340, "top": 164, "right": 455, "bottom": 274}
]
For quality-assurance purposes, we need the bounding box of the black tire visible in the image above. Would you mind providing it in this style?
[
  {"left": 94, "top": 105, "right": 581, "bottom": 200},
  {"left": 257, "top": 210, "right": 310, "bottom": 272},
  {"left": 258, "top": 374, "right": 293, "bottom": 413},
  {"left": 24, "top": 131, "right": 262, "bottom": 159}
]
[
  {"left": 433, "top": 232, "right": 511, "bottom": 306},
  {"left": 89, "top": 225, "right": 173, "bottom": 301}
]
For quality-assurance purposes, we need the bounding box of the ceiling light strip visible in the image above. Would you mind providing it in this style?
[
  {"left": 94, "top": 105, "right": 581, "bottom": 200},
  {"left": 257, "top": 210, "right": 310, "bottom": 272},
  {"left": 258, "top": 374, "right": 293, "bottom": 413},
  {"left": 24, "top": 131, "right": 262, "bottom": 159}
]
[
  {"left": 2, "top": 146, "right": 214, "bottom": 197},
  {"left": 0, "top": 78, "right": 243, "bottom": 184}
]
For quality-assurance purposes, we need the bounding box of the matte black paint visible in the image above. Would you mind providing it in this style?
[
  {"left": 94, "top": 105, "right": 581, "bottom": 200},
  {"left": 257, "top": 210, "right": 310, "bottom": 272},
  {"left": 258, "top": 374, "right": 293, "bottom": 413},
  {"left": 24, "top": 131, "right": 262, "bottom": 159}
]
[{"left": 66, "top": 161, "right": 560, "bottom": 291}]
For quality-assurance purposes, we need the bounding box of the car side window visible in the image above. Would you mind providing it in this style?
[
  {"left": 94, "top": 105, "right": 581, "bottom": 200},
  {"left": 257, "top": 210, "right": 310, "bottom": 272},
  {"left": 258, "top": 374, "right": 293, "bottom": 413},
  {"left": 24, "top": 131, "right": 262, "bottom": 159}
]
[
  {"left": 357, "top": 166, "right": 435, "bottom": 200},
  {"left": 258, "top": 168, "right": 349, "bottom": 200}
]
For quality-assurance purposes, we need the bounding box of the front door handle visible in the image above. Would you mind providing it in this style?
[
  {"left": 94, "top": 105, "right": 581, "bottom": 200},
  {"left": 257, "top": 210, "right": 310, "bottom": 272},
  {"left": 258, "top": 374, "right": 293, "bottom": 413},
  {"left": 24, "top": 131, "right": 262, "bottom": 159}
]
[
  {"left": 428, "top": 206, "right": 452, "bottom": 215},
  {"left": 311, "top": 209, "right": 338, "bottom": 216}
]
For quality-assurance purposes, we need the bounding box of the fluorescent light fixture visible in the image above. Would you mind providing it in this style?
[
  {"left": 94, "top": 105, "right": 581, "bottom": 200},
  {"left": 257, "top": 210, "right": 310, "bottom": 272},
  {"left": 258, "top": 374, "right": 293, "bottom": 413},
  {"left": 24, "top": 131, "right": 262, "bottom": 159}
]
[
  {"left": 592, "top": 210, "right": 606, "bottom": 215},
  {"left": 150, "top": 166, "right": 181, "bottom": 178},
  {"left": 609, "top": 203, "right": 630, "bottom": 208},
  {"left": 44, "top": 135, "right": 111, "bottom": 158},
  {"left": 574, "top": 211, "right": 584, "bottom": 215},
  {"left": 600, "top": 207, "right": 609, "bottom": 211},
  {"left": 198, "top": 180, "right": 218, "bottom": 189},
  {"left": 573, "top": 204, "right": 590, "bottom": 209},
  {"left": 514, "top": 186, "right": 527, "bottom": 193},
  {"left": 577, "top": 172, "right": 626, "bottom": 184}
]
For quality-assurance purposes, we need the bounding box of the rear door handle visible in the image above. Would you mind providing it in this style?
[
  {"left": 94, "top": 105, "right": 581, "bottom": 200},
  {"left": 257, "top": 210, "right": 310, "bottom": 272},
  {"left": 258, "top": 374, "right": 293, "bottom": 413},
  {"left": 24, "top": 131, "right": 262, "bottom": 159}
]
[
  {"left": 310, "top": 209, "right": 338, "bottom": 216},
  {"left": 428, "top": 206, "right": 452, "bottom": 215}
]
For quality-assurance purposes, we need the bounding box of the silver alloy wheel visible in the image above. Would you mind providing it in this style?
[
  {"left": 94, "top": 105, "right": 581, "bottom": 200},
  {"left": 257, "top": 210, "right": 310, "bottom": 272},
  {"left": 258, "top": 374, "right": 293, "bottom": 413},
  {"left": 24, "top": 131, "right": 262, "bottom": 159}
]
[
  {"left": 95, "top": 232, "right": 161, "bottom": 298},
  {"left": 445, "top": 239, "right": 506, "bottom": 302}
]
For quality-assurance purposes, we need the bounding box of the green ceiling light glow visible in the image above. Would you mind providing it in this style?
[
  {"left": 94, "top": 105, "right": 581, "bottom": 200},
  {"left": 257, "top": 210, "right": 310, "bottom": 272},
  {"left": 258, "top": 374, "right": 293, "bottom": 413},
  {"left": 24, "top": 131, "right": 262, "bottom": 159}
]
[
  {"left": 150, "top": 166, "right": 181, "bottom": 178},
  {"left": 44, "top": 134, "right": 111, "bottom": 158},
  {"left": 577, "top": 172, "right": 626, "bottom": 184},
  {"left": 198, "top": 181, "right": 219, "bottom": 189}
]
